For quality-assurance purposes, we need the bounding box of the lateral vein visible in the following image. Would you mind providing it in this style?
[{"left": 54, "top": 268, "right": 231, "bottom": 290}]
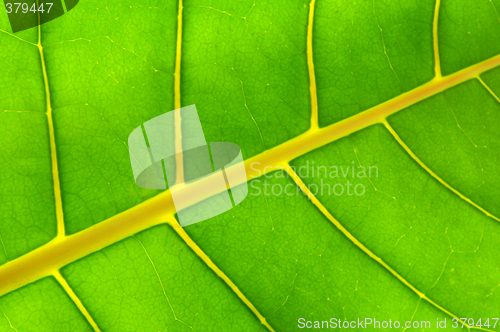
[
  {"left": 433, "top": 0, "right": 442, "bottom": 77},
  {"left": 53, "top": 270, "right": 102, "bottom": 332},
  {"left": 0, "top": 29, "right": 37, "bottom": 46},
  {"left": 174, "top": 0, "right": 185, "bottom": 185},
  {"left": 307, "top": 0, "right": 319, "bottom": 129},
  {"left": 0, "top": 305, "right": 18, "bottom": 332},
  {"left": 285, "top": 165, "right": 491, "bottom": 332},
  {"left": 37, "top": 3, "right": 65, "bottom": 237},
  {"left": 166, "top": 219, "right": 276, "bottom": 332},
  {"left": 477, "top": 76, "right": 500, "bottom": 104},
  {"left": 383, "top": 120, "right": 500, "bottom": 223}
]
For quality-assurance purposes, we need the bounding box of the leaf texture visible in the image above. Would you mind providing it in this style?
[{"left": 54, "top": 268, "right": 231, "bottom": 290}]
[{"left": 0, "top": 0, "right": 500, "bottom": 331}]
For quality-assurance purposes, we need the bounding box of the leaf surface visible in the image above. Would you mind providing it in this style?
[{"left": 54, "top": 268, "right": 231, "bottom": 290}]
[{"left": 0, "top": 0, "right": 500, "bottom": 331}]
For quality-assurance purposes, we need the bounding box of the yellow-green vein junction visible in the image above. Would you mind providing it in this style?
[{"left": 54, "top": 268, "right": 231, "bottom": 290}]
[{"left": 0, "top": 52, "right": 500, "bottom": 299}]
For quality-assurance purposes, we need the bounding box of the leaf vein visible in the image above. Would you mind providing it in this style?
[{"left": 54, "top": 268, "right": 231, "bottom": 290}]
[
  {"left": 174, "top": 0, "right": 185, "bottom": 184},
  {"left": 0, "top": 304, "right": 18, "bottom": 332},
  {"left": 308, "top": 0, "right": 318, "bottom": 129},
  {"left": 383, "top": 120, "right": 500, "bottom": 222},
  {"left": 285, "top": 164, "right": 492, "bottom": 331},
  {"left": 167, "top": 220, "right": 276, "bottom": 332},
  {"left": 53, "top": 270, "right": 102, "bottom": 332},
  {"left": 2, "top": 51, "right": 500, "bottom": 302}
]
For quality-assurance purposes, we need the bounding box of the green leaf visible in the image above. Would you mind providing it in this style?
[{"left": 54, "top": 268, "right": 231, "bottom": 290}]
[{"left": 0, "top": 0, "right": 500, "bottom": 331}]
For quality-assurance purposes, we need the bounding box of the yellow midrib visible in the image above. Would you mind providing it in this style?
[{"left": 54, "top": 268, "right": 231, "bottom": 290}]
[{"left": 1, "top": 52, "right": 500, "bottom": 300}]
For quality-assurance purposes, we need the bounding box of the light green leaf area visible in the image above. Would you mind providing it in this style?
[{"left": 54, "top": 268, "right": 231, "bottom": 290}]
[
  {"left": 314, "top": 0, "right": 435, "bottom": 125},
  {"left": 0, "top": 0, "right": 499, "bottom": 331},
  {"left": 0, "top": 113, "right": 55, "bottom": 264},
  {"left": 439, "top": 0, "right": 500, "bottom": 75},
  {"left": 0, "top": 278, "right": 92, "bottom": 331},
  {"left": 181, "top": 0, "right": 311, "bottom": 157}
]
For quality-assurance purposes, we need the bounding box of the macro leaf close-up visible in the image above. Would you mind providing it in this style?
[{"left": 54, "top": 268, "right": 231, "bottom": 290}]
[{"left": 0, "top": 0, "right": 500, "bottom": 331}]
